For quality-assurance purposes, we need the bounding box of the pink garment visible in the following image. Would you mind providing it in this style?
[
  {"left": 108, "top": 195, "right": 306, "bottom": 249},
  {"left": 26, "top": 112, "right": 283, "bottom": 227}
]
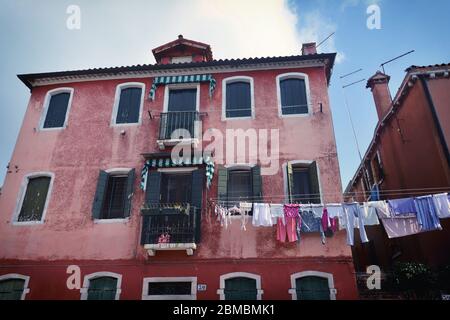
[
  {"left": 380, "top": 217, "right": 421, "bottom": 239},
  {"left": 321, "top": 208, "right": 338, "bottom": 232},
  {"left": 284, "top": 204, "right": 300, "bottom": 218},
  {"left": 276, "top": 217, "right": 298, "bottom": 243}
]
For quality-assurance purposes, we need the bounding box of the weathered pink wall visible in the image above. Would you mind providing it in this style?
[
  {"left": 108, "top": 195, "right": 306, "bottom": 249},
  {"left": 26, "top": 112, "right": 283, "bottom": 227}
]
[{"left": 0, "top": 66, "right": 349, "bottom": 262}]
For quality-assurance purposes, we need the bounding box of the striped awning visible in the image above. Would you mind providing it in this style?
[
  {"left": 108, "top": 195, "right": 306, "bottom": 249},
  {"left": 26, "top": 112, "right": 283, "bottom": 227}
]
[
  {"left": 148, "top": 74, "right": 216, "bottom": 100},
  {"left": 141, "top": 154, "right": 214, "bottom": 190}
]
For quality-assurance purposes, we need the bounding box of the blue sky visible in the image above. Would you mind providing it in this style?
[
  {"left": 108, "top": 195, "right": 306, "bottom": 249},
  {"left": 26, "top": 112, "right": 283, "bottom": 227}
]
[{"left": 0, "top": 0, "right": 449, "bottom": 190}]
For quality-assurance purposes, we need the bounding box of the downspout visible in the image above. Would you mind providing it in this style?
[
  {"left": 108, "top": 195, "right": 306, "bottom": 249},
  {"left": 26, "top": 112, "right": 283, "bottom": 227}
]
[{"left": 419, "top": 75, "right": 450, "bottom": 168}]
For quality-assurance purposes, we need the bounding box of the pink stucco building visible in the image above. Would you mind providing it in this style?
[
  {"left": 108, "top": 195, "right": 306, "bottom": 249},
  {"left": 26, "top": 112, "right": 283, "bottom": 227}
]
[{"left": 0, "top": 36, "right": 358, "bottom": 300}]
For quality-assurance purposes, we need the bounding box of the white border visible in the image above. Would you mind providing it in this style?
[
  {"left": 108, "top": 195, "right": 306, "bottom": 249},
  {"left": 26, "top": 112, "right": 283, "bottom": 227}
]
[
  {"left": 288, "top": 271, "right": 337, "bottom": 300},
  {"left": 38, "top": 87, "right": 74, "bottom": 131},
  {"left": 11, "top": 172, "right": 55, "bottom": 226},
  {"left": 163, "top": 83, "right": 200, "bottom": 113},
  {"left": 217, "top": 272, "right": 263, "bottom": 300},
  {"left": 0, "top": 274, "right": 31, "bottom": 300},
  {"left": 93, "top": 168, "right": 132, "bottom": 224},
  {"left": 282, "top": 160, "right": 323, "bottom": 204},
  {"left": 142, "top": 277, "right": 197, "bottom": 300},
  {"left": 80, "top": 272, "right": 122, "bottom": 300},
  {"left": 222, "top": 76, "right": 255, "bottom": 120},
  {"left": 111, "top": 82, "right": 145, "bottom": 126},
  {"left": 276, "top": 72, "right": 312, "bottom": 118}
]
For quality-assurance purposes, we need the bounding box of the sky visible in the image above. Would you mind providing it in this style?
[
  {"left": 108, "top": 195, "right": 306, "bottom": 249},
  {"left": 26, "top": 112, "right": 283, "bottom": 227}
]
[{"left": 0, "top": 0, "right": 449, "bottom": 190}]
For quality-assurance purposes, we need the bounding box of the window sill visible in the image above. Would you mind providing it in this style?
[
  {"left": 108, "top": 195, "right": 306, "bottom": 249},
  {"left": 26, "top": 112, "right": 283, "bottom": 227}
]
[
  {"left": 278, "top": 113, "right": 311, "bottom": 118},
  {"left": 222, "top": 116, "right": 254, "bottom": 121},
  {"left": 156, "top": 138, "right": 199, "bottom": 150},
  {"left": 111, "top": 122, "right": 141, "bottom": 127},
  {"left": 144, "top": 243, "right": 197, "bottom": 257},
  {"left": 38, "top": 126, "right": 67, "bottom": 131},
  {"left": 93, "top": 218, "right": 130, "bottom": 224},
  {"left": 11, "top": 220, "right": 44, "bottom": 226}
]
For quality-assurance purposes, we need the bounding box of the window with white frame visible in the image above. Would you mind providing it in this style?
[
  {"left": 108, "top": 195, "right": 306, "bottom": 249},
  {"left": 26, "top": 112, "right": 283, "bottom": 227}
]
[
  {"left": 0, "top": 274, "right": 30, "bottom": 300},
  {"left": 142, "top": 277, "right": 197, "bottom": 300},
  {"left": 222, "top": 76, "right": 254, "bottom": 119},
  {"left": 40, "top": 88, "right": 73, "bottom": 129},
  {"left": 217, "top": 272, "right": 263, "bottom": 300},
  {"left": 112, "top": 83, "right": 145, "bottom": 125},
  {"left": 288, "top": 271, "right": 336, "bottom": 300},
  {"left": 13, "top": 172, "right": 54, "bottom": 224},
  {"left": 80, "top": 272, "right": 122, "bottom": 300},
  {"left": 276, "top": 73, "right": 311, "bottom": 116}
]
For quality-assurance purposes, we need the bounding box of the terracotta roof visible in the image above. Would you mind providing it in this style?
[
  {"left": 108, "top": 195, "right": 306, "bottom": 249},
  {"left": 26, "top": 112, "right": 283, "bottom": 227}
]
[
  {"left": 18, "top": 53, "right": 337, "bottom": 90},
  {"left": 152, "top": 35, "right": 213, "bottom": 61},
  {"left": 406, "top": 63, "right": 450, "bottom": 72}
]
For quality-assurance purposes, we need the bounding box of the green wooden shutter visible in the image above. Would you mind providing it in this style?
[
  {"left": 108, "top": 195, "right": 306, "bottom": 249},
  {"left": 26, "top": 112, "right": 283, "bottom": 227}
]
[
  {"left": 18, "top": 176, "right": 51, "bottom": 222},
  {"left": 224, "top": 277, "right": 257, "bottom": 300},
  {"left": 217, "top": 167, "right": 228, "bottom": 202},
  {"left": 123, "top": 169, "right": 135, "bottom": 218},
  {"left": 308, "top": 161, "right": 320, "bottom": 204},
  {"left": 251, "top": 165, "right": 262, "bottom": 202},
  {"left": 286, "top": 163, "right": 294, "bottom": 203},
  {"left": 87, "top": 277, "right": 118, "bottom": 300},
  {"left": 296, "top": 276, "right": 330, "bottom": 300},
  {"left": 0, "top": 279, "right": 25, "bottom": 300},
  {"left": 191, "top": 169, "right": 204, "bottom": 243},
  {"left": 92, "top": 170, "right": 109, "bottom": 219},
  {"left": 145, "top": 171, "right": 162, "bottom": 204}
]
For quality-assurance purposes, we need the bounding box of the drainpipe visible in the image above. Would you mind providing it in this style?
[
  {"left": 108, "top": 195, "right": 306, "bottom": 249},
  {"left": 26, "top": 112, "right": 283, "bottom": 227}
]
[{"left": 419, "top": 75, "right": 450, "bottom": 169}]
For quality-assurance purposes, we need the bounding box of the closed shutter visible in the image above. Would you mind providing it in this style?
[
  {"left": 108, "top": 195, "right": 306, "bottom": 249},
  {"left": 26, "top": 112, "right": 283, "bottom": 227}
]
[
  {"left": 123, "top": 169, "right": 135, "bottom": 218},
  {"left": 116, "top": 87, "right": 142, "bottom": 124},
  {"left": 145, "top": 171, "right": 162, "bottom": 204},
  {"left": 296, "top": 276, "right": 330, "bottom": 300},
  {"left": 224, "top": 277, "right": 257, "bottom": 300},
  {"left": 308, "top": 161, "right": 320, "bottom": 204},
  {"left": 0, "top": 279, "right": 25, "bottom": 300},
  {"left": 226, "top": 82, "right": 251, "bottom": 117},
  {"left": 286, "top": 163, "right": 294, "bottom": 203},
  {"left": 87, "top": 277, "right": 118, "bottom": 300},
  {"left": 217, "top": 167, "right": 228, "bottom": 202},
  {"left": 191, "top": 169, "right": 204, "bottom": 242},
  {"left": 18, "top": 176, "right": 51, "bottom": 222},
  {"left": 91, "top": 170, "right": 109, "bottom": 219},
  {"left": 280, "top": 78, "right": 308, "bottom": 115},
  {"left": 43, "top": 92, "right": 70, "bottom": 128},
  {"left": 251, "top": 165, "right": 262, "bottom": 202}
]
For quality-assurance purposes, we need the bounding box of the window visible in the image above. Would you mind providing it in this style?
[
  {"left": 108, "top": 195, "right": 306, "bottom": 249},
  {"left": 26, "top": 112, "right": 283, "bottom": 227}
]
[
  {"left": 372, "top": 151, "right": 384, "bottom": 183},
  {"left": 217, "top": 272, "right": 263, "bottom": 300},
  {"left": 289, "top": 271, "right": 336, "bottom": 300},
  {"left": 161, "top": 173, "right": 192, "bottom": 203},
  {"left": 13, "top": 173, "right": 54, "bottom": 224},
  {"left": 217, "top": 165, "right": 262, "bottom": 208},
  {"left": 40, "top": 88, "right": 73, "bottom": 129},
  {"left": 142, "top": 277, "right": 197, "bottom": 300},
  {"left": 112, "top": 83, "right": 144, "bottom": 125},
  {"left": 0, "top": 274, "right": 30, "bottom": 300},
  {"left": 286, "top": 161, "right": 321, "bottom": 204},
  {"left": 171, "top": 56, "right": 193, "bottom": 64},
  {"left": 92, "top": 169, "right": 135, "bottom": 221},
  {"left": 276, "top": 73, "right": 311, "bottom": 116},
  {"left": 222, "top": 77, "right": 254, "bottom": 119},
  {"left": 80, "top": 272, "right": 122, "bottom": 300}
]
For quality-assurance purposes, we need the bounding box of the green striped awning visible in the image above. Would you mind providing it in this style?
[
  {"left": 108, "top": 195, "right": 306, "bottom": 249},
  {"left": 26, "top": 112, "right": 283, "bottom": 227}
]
[
  {"left": 148, "top": 74, "right": 216, "bottom": 100},
  {"left": 140, "top": 154, "right": 214, "bottom": 190}
]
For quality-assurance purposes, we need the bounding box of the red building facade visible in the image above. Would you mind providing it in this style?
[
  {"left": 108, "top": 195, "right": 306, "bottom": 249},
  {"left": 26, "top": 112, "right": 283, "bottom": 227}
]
[{"left": 0, "top": 36, "right": 358, "bottom": 300}]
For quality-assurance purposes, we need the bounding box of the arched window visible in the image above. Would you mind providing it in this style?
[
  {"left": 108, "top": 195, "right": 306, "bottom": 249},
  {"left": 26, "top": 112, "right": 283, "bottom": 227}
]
[
  {"left": 0, "top": 274, "right": 30, "bottom": 300},
  {"left": 217, "top": 272, "right": 263, "bottom": 300},
  {"left": 112, "top": 83, "right": 145, "bottom": 125},
  {"left": 222, "top": 76, "right": 255, "bottom": 119},
  {"left": 80, "top": 272, "right": 122, "bottom": 300},
  {"left": 40, "top": 88, "right": 74, "bottom": 130},
  {"left": 289, "top": 271, "right": 336, "bottom": 300},
  {"left": 276, "top": 73, "right": 312, "bottom": 117}
]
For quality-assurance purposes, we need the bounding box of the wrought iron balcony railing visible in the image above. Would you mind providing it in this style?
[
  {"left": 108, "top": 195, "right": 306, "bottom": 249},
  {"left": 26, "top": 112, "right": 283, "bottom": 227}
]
[{"left": 158, "top": 111, "right": 200, "bottom": 141}]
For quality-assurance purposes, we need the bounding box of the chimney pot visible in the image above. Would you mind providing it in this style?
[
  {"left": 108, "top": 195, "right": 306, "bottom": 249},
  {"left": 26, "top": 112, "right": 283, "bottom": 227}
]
[
  {"left": 178, "top": 34, "right": 183, "bottom": 39},
  {"left": 366, "top": 71, "right": 392, "bottom": 120},
  {"left": 302, "top": 42, "right": 317, "bottom": 55}
]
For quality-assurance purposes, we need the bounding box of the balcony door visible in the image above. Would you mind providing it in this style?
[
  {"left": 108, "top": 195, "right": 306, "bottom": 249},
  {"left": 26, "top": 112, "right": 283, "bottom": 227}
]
[{"left": 164, "top": 88, "right": 198, "bottom": 139}]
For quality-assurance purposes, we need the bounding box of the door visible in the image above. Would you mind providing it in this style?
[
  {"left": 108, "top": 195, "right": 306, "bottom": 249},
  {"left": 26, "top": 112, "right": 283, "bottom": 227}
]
[
  {"left": 87, "top": 277, "right": 118, "bottom": 300},
  {"left": 164, "top": 88, "right": 197, "bottom": 139},
  {"left": 0, "top": 279, "right": 25, "bottom": 300},
  {"left": 295, "top": 276, "right": 330, "bottom": 300},
  {"left": 224, "top": 277, "right": 257, "bottom": 300}
]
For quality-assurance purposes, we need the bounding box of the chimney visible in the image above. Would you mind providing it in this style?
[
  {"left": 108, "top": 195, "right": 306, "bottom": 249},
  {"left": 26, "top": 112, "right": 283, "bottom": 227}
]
[
  {"left": 302, "top": 42, "right": 317, "bottom": 55},
  {"left": 366, "top": 71, "right": 392, "bottom": 120}
]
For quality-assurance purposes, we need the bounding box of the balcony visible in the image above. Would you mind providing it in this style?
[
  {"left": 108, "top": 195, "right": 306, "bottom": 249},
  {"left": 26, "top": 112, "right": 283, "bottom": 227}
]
[
  {"left": 141, "top": 204, "right": 199, "bottom": 256},
  {"left": 156, "top": 111, "right": 201, "bottom": 150}
]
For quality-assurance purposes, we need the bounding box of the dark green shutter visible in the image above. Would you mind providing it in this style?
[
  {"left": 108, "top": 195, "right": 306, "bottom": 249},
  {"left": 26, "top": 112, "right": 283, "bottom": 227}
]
[
  {"left": 217, "top": 167, "right": 228, "bottom": 202},
  {"left": 0, "top": 279, "right": 25, "bottom": 300},
  {"left": 145, "top": 171, "right": 162, "bottom": 204},
  {"left": 18, "top": 176, "right": 51, "bottom": 222},
  {"left": 296, "top": 276, "right": 330, "bottom": 300},
  {"left": 123, "top": 169, "right": 135, "bottom": 218},
  {"left": 286, "top": 163, "right": 294, "bottom": 203},
  {"left": 92, "top": 170, "right": 109, "bottom": 219},
  {"left": 251, "top": 165, "right": 262, "bottom": 202},
  {"left": 191, "top": 169, "right": 204, "bottom": 243},
  {"left": 308, "top": 161, "right": 320, "bottom": 204},
  {"left": 87, "top": 277, "right": 118, "bottom": 300},
  {"left": 224, "top": 277, "right": 257, "bottom": 300}
]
